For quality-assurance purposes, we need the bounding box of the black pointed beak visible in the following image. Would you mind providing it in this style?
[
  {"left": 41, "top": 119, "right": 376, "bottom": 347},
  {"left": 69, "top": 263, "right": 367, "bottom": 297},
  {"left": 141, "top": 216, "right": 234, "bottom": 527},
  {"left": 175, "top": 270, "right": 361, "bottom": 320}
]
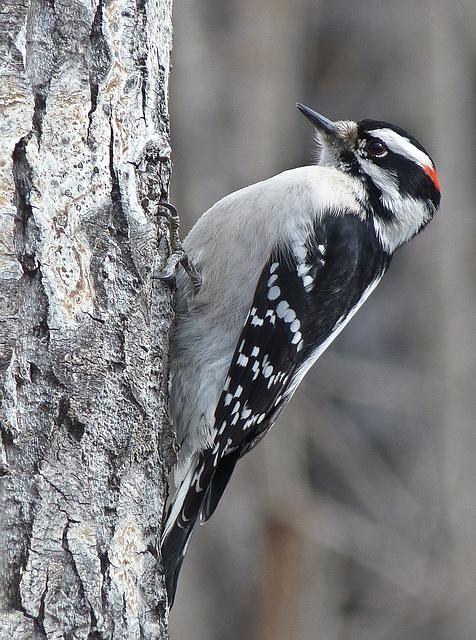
[{"left": 296, "top": 103, "right": 337, "bottom": 137}]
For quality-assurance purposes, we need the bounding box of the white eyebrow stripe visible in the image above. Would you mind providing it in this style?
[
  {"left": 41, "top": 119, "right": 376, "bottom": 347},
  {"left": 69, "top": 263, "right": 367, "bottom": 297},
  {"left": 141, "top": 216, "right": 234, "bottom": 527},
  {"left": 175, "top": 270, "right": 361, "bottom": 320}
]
[{"left": 376, "top": 128, "right": 433, "bottom": 168}]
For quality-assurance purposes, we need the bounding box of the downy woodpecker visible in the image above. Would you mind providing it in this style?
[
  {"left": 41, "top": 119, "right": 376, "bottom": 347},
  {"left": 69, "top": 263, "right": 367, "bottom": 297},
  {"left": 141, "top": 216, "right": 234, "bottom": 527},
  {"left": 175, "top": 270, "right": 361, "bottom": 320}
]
[{"left": 161, "top": 103, "right": 441, "bottom": 606}]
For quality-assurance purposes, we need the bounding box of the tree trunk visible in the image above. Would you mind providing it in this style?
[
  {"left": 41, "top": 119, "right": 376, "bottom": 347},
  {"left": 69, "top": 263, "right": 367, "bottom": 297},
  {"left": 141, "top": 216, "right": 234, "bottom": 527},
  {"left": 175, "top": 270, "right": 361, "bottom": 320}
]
[{"left": 0, "top": 0, "right": 174, "bottom": 638}]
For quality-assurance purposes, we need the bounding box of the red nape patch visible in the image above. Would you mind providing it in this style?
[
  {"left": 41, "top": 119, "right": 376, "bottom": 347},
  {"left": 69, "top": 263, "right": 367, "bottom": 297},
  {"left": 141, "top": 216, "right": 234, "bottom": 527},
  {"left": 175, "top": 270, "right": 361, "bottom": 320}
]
[{"left": 423, "top": 164, "right": 441, "bottom": 192}]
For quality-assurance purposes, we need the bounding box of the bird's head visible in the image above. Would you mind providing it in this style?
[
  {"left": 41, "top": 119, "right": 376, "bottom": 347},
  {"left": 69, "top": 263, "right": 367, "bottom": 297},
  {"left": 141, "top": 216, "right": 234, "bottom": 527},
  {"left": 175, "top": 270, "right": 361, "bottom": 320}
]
[{"left": 297, "top": 103, "right": 441, "bottom": 252}]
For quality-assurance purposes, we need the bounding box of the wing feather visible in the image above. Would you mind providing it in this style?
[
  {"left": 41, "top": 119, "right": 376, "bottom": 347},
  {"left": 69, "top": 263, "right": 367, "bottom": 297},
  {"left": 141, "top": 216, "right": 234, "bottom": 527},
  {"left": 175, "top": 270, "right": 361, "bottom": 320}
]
[{"left": 162, "top": 212, "right": 391, "bottom": 604}]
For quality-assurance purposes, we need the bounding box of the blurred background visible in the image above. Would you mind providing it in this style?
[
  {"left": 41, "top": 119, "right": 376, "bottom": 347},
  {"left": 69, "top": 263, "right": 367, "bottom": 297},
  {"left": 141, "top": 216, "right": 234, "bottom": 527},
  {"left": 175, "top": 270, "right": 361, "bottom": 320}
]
[{"left": 167, "top": 1, "right": 476, "bottom": 638}]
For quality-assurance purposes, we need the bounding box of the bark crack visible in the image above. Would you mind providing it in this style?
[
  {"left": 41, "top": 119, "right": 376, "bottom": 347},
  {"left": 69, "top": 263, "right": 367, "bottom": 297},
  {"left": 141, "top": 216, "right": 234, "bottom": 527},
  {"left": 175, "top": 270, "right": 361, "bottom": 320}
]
[
  {"left": 15, "top": 571, "right": 48, "bottom": 639},
  {"left": 12, "top": 134, "right": 37, "bottom": 273},
  {"left": 108, "top": 112, "right": 126, "bottom": 234},
  {"left": 106, "top": 111, "right": 143, "bottom": 283},
  {"left": 11, "top": 118, "right": 52, "bottom": 347},
  {"left": 57, "top": 396, "right": 86, "bottom": 441},
  {"left": 88, "top": 0, "right": 113, "bottom": 143},
  {"left": 32, "top": 89, "right": 48, "bottom": 142},
  {"left": 87, "top": 82, "right": 99, "bottom": 146},
  {"left": 138, "top": 53, "right": 148, "bottom": 119},
  {"left": 34, "top": 575, "right": 48, "bottom": 639}
]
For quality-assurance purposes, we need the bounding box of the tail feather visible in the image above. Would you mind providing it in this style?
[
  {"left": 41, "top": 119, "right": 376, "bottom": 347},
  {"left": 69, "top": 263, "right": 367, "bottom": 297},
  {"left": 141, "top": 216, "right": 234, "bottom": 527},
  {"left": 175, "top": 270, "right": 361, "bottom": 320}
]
[
  {"left": 161, "top": 449, "right": 241, "bottom": 606},
  {"left": 161, "top": 454, "right": 208, "bottom": 607},
  {"left": 200, "top": 448, "right": 241, "bottom": 523},
  {"left": 161, "top": 518, "right": 198, "bottom": 607}
]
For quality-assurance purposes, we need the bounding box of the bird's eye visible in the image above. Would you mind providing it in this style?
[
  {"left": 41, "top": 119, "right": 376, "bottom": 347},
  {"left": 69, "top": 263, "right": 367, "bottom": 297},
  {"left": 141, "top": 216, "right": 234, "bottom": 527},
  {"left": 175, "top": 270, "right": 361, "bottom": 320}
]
[{"left": 365, "top": 139, "right": 387, "bottom": 156}]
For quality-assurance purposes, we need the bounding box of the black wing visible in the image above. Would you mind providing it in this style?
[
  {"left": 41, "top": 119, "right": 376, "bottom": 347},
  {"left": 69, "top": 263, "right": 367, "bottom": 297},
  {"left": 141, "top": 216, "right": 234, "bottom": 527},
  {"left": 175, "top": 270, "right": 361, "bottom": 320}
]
[{"left": 184, "top": 213, "right": 391, "bottom": 524}]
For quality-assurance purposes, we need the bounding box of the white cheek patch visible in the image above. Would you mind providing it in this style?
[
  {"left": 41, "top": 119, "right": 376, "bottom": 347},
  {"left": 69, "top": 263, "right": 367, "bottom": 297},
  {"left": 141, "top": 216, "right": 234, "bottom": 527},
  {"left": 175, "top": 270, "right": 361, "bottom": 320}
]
[
  {"left": 376, "top": 128, "right": 433, "bottom": 169},
  {"left": 371, "top": 195, "right": 431, "bottom": 253},
  {"left": 358, "top": 159, "right": 433, "bottom": 252},
  {"left": 360, "top": 160, "right": 401, "bottom": 206}
]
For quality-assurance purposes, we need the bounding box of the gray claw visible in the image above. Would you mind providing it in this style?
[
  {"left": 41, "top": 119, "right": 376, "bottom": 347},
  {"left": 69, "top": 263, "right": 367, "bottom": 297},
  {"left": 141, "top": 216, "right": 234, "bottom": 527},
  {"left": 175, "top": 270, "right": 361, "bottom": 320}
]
[{"left": 156, "top": 203, "right": 201, "bottom": 294}]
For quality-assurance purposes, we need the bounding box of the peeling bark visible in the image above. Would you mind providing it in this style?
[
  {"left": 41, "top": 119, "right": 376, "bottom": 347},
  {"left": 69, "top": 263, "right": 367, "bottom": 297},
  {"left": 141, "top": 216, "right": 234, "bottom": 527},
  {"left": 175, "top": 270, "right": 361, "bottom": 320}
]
[{"left": 0, "top": 0, "right": 174, "bottom": 638}]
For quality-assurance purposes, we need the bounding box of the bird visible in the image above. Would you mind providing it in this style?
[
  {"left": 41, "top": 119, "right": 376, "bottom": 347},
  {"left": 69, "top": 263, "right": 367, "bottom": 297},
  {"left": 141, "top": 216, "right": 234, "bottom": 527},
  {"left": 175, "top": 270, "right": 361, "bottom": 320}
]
[{"left": 160, "top": 103, "right": 441, "bottom": 607}]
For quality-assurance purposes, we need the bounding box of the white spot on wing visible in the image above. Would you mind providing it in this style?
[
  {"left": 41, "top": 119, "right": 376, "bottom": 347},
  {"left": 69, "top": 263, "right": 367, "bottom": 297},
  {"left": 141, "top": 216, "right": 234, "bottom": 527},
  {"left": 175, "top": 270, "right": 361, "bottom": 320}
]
[
  {"left": 263, "top": 364, "right": 274, "bottom": 379},
  {"left": 218, "top": 421, "right": 227, "bottom": 435},
  {"left": 276, "top": 300, "right": 289, "bottom": 318},
  {"left": 237, "top": 354, "right": 249, "bottom": 366},
  {"left": 291, "top": 331, "right": 303, "bottom": 346},
  {"left": 283, "top": 308, "right": 296, "bottom": 323},
  {"left": 290, "top": 319, "right": 300, "bottom": 333},
  {"left": 265, "top": 309, "right": 276, "bottom": 325},
  {"left": 268, "top": 286, "right": 280, "bottom": 300}
]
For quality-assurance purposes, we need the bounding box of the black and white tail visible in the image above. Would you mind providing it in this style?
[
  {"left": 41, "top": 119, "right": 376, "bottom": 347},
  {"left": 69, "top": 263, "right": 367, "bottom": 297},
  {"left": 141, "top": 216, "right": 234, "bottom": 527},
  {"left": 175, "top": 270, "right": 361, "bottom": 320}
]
[{"left": 161, "top": 448, "right": 241, "bottom": 606}]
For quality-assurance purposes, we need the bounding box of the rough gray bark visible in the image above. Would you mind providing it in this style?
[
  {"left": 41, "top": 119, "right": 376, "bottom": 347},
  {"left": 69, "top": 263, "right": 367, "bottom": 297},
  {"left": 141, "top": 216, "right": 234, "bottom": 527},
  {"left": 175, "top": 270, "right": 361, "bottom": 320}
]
[{"left": 0, "top": 0, "right": 175, "bottom": 638}]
